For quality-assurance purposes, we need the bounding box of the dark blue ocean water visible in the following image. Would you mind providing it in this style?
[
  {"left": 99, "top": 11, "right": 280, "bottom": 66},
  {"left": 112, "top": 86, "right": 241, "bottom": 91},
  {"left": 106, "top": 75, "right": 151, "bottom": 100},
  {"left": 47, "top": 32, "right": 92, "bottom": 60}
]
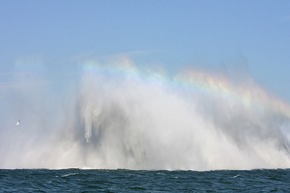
[{"left": 0, "top": 169, "right": 289, "bottom": 192}]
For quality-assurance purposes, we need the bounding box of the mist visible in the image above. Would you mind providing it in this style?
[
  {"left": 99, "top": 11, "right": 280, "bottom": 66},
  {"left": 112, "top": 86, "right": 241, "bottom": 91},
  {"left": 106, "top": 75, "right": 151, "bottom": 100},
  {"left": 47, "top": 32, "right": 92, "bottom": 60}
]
[{"left": 0, "top": 56, "right": 290, "bottom": 170}]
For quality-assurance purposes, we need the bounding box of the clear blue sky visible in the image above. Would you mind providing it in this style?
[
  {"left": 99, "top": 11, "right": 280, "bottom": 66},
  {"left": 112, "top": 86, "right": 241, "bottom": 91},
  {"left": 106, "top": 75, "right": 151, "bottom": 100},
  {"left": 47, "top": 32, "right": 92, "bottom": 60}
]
[{"left": 0, "top": 0, "right": 290, "bottom": 101}]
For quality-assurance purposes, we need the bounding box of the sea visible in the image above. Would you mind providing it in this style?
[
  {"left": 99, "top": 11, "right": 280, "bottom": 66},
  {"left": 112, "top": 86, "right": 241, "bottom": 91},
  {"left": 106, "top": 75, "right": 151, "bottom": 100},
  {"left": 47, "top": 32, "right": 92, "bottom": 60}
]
[{"left": 0, "top": 169, "right": 289, "bottom": 192}]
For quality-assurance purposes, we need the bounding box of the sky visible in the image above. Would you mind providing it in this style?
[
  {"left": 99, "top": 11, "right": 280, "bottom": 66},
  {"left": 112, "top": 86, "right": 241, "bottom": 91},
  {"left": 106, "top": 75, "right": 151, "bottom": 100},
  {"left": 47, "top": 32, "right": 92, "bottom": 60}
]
[
  {"left": 1, "top": 0, "right": 290, "bottom": 170},
  {"left": 0, "top": 0, "right": 290, "bottom": 101}
]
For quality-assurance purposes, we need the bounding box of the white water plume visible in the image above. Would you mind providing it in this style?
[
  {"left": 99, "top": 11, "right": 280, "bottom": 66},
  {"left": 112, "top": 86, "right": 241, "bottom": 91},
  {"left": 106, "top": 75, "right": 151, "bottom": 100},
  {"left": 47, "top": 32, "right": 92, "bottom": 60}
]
[{"left": 0, "top": 57, "right": 290, "bottom": 170}]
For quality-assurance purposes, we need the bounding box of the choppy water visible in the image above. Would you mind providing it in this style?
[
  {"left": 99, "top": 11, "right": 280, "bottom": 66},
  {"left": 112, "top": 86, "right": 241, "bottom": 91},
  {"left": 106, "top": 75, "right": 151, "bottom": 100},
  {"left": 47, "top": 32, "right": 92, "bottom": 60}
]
[{"left": 0, "top": 169, "right": 289, "bottom": 192}]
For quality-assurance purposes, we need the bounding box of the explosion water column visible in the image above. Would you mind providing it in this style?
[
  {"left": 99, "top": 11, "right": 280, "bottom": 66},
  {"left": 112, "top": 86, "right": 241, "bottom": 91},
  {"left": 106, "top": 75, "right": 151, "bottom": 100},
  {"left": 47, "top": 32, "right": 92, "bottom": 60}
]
[
  {"left": 76, "top": 58, "right": 290, "bottom": 170},
  {"left": 0, "top": 57, "right": 290, "bottom": 170}
]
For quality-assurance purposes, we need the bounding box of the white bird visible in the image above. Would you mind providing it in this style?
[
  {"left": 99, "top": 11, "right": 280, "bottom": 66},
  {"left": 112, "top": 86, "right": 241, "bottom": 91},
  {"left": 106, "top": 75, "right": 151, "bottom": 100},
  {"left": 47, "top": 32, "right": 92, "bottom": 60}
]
[{"left": 16, "top": 120, "right": 20, "bottom": 126}]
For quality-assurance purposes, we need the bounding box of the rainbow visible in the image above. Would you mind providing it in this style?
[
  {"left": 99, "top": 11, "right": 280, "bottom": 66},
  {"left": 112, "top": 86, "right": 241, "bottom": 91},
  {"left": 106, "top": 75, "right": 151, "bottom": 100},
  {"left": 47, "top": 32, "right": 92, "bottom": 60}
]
[
  {"left": 175, "top": 70, "right": 290, "bottom": 119},
  {"left": 80, "top": 58, "right": 290, "bottom": 120}
]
